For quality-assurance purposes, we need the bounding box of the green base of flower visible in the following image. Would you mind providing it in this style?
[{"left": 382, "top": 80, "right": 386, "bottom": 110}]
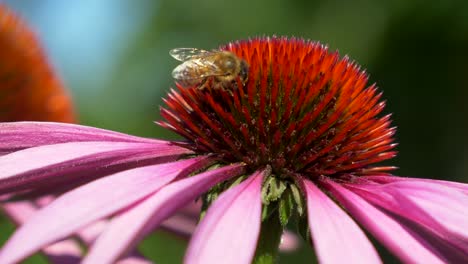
[{"left": 253, "top": 209, "right": 284, "bottom": 264}]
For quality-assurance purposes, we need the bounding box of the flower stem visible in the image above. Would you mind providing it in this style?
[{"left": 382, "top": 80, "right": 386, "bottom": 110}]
[{"left": 253, "top": 209, "right": 283, "bottom": 264}]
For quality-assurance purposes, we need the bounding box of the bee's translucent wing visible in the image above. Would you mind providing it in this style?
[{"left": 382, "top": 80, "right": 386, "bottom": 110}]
[
  {"left": 169, "top": 48, "right": 211, "bottom": 62},
  {"left": 172, "top": 57, "right": 227, "bottom": 81}
]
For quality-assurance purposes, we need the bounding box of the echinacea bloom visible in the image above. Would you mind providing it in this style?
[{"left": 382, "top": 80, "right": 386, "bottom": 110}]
[
  {"left": 0, "top": 5, "right": 302, "bottom": 263},
  {"left": 1, "top": 33, "right": 468, "bottom": 264},
  {"left": 0, "top": 6, "right": 266, "bottom": 262}
]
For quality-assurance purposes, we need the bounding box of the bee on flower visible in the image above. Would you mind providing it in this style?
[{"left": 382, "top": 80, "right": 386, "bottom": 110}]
[
  {"left": 0, "top": 4, "right": 468, "bottom": 264},
  {"left": 170, "top": 48, "right": 249, "bottom": 91}
]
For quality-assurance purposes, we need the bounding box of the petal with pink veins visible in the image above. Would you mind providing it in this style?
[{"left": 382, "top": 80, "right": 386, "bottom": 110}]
[
  {"left": 3, "top": 200, "right": 154, "bottom": 264},
  {"left": 321, "top": 178, "right": 447, "bottom": 264},
  {"left": 346, "top": 181, "right": 468, "bottom": 253},
  {"left": 36, "top": 196, "right": 154, "bottom": 263},
  {"left": 2, "top": 200, "right": 83, "bottom": 263},
  {"left": 0, "top": 157, "right": 210, "bottom": 264},
  {"left": 158, "top": 207, "right": 300, "bottom": 253},
  {"left": 0, "top": 122, "right": 163, "bottom": 154},
  {"left": 386, "top": 182, "right": 468, "bottom": 247},
  {"left": 303, "top": 180, "right": 381, "bottom": 264},
  {"left": 185, "top": 170, "right": 264, "bottom": 264},
  {"left": 361, "top": 176, "right": 468, "bottom": 194},
  {"left": 0, "top": 141, "right": 192, "bottom": 194},
  {"left": 82, "top": 163, "right": 246, "bottom": 264}
]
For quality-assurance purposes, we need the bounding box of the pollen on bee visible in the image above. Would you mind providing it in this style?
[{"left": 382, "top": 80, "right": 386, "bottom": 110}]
[{"left": 170, "top": 47, "right": 249, "bottom": 92}]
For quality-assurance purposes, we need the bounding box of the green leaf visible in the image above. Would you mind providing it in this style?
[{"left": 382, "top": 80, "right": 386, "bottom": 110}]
[
  {"left": 297, "top": 212, "right": 310, "bottom": 243},
  {"left": 261, "top": 176, "right": 287, "bottom": 205},
  {"left": 269, "top": 177, "right": 287, "bottom": 201},
  {"left": 290, "top": 183, "right": 304, "bottom": 216},
  {"left": 278, "top": 187, "right": 294, "bottom": 226}
]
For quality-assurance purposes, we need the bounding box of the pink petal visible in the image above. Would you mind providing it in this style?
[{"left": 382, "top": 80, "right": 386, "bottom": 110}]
[
  {"left": 321, "top": 178, "right": 447, "bottom": 264},
  {"left": 3, "top": 199, "right": 154, "bottom": 264},
  {"left": 37, "top": 198, "right": 155, "bottom": 264},
  {"left": 185, "top": 170, "right": 264, "bottom": 264},
  {"left": 74, "top": 220, "right": 154, "bottom": 264},
  {"left": 159, "top": 210, "right": 300, "bottom": 253},
  {"left": 0, "top": 157, "right": 209, "bottom": 264},
  {"left": 177, "top": 201, "right": 202, "bottom": 218},
  {"left": 382, "top": 180, "right": 468, "bottom": 199},
  {"left": 2, "top": 201, "right": 83, "bottom": 263},
  {"left": 358, "top": 175, "right": 405, "bottom": 184},
  {"left": 386, "top": 182, "right": 468, "bottom": 248},
  {"left": 160, "top": 214, "right": 197, "bottom": 239},
  {"left": 158, "top": 202, "right": 202, "bottom": 239},
  {"left": 83, "top": 163, "right": 246, "bottom": 264},
  {"left": 39, "top": 241, "right": 83, "bottom": 264},
  {"left": 0, "top": 122, "right": 163, "bottom": 155},
  {"left": 346, "top": 181, "right": 468, "bottom": 253},
  {"left": 76, "top": 220, "right": 109, "bottom": 245},
  {"left": 362, "top": 176, "right": 468, "bottom": 194},
  {"left": 0, "top": 141, "right": 191, "bottom": 194},
  {"left": 116, "top": 255, "right": 154, "bottom": 264},
  {"left": 303, "top": 180, "right": 381, "bottom": 264},
  {"left": 2, "top": 200, "right": 39, "bottom": 223}
]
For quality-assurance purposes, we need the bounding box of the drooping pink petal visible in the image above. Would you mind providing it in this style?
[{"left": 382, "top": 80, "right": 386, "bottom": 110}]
[
  {"left": 71, "top": 221, "right": 155, "bottom": 264},
  {"left": 76, "top": 220, "right": 109, "bottom": 245},
  {"left": 0, "top": 141, "right": 192, "bottom": 194},
  {"left": 0, "top": 122, "right": 165, "bottom": 154},
  {"left": 2, "top": 200, "right": 83, "bottom": 264},
  {"left": 116, "top": 255, "right": 154, "bottom": 264},
  {"left": 345, "top": 181, "right": 468, "bottom": 253},
  {"left": 3, "top": 198, "right": 154, "bottom": 264},
  {"left": 387, "top": 181, "right": 468, "bottom": 237},
  {"left": 388, "top": 182, "right": 468, "bottom": 252},
  {"left": 159, "top": 206, "right": 299, "bottom": 253},
  {"left": 160, "top": 214, "right": 197, "bottom": 239},
  {"left": 158, "top": 201, "right": 202, "bottom": 238},
  {"left": 35, "top": 197, "right": 124, "bottom": 252},
  {"left": 2, "top": 200, "right": 42, "bottom": 225},
  {"left": 303, "top": 179, "right": 381, "bottom": 264},
  {"left": 382, "top": 179, "right": 468, "bottom": 197},
  {"left": 321, "top": 178, "right": 447, "bottom": 264},
  {"left": 38, "top": 241, "right": 83, "bottom": 264},
  {"left": 35, "top": 196, "right": 155, "bottom": 264},
  {"left": 0, "top": 157, "right": 210, "bottom": 264},
  {"left": 175, "top": 201, "right": 202, "bottom": 218},
  {"left": 361, "top": 176, "right": 468, "bottom": 194},
  {"left": 185, "top": 170, "right": 264, "bottom": 264},
  {"left": 83, "top": 163, "right": 246, "bottom": 264}
]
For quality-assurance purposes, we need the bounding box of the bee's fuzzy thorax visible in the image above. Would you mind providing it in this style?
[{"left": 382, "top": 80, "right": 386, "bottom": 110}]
[{"left": 159, "top": 36, "right": 397, "bottom": 180}]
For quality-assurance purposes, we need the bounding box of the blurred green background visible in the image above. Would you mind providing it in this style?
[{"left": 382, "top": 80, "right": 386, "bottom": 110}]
[{"left": 1, "top": 0, "right": 468, "bottom": 263}]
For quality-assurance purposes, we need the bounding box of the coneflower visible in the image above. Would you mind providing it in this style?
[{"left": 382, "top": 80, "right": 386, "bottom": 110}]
[
  {"left": 0, "top": 5, "right": 75, "bottom": 123},
  {"left": 0, "top": 5, "right": 301, "bottom": 263},
  {"left": 1, "top": 36, "right": 467, "bottom": 264}
]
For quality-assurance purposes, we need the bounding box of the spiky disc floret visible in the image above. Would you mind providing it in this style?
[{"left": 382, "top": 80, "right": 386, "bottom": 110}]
[{"left": 159, "top": 36, "right": 397, "bottom": 180}]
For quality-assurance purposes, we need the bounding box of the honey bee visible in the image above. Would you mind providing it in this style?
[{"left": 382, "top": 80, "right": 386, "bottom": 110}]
[{"left": 170, "top": 48, "right": 249, "bottom": 90}]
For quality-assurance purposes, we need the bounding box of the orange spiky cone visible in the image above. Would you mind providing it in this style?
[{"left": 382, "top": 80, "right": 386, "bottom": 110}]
[{"left": 0, "top": 5, "right": 75, "bottom": 123}]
